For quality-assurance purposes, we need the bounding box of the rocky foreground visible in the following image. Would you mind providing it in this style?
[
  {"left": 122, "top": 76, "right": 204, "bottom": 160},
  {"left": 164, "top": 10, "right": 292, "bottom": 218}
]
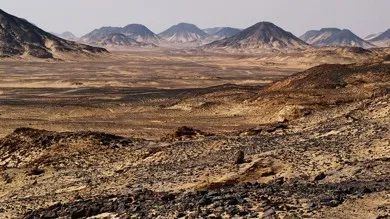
[{"left": 0, "top": 62, "right": 389, "bottom": 218}]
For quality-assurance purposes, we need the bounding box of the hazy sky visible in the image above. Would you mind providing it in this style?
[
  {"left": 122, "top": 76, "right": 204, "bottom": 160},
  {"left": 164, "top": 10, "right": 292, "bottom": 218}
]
[{"left": 1, "top": 0, "right": 389, "bottom": 38}]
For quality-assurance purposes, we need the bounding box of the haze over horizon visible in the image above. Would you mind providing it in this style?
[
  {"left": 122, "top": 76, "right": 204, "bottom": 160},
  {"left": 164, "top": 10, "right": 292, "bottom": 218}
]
[{"left": 1, "top": 0, "right": 389, "bottom": 38}]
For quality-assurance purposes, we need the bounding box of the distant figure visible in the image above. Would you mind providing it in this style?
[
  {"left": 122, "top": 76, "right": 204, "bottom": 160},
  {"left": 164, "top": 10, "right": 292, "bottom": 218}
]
[{"left": 235, "top": 151, "right": 245, "bottom": 164}]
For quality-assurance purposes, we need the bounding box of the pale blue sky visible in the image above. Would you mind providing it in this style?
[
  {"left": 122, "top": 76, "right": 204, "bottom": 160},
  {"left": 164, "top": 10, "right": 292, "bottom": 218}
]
[{"left": 1, "top": 0, "right": 389, "bottom": 38}]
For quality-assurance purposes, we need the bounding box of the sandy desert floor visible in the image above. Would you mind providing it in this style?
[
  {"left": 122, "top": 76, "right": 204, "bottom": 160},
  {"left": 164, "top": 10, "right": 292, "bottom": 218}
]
[{"left": 0, "top": 50, "right": 304, "bottom": 139}]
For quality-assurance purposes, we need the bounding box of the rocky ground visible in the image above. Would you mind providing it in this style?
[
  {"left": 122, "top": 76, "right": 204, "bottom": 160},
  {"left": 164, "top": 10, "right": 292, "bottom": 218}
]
[{"left": 0, "top": 62, "right": 389, "bottom": 218}]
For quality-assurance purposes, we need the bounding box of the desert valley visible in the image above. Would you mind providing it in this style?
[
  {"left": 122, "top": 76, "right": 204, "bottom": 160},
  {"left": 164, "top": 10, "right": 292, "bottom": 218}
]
[{"left": 0, "top": 5, "right": 389, "bottom": 219}]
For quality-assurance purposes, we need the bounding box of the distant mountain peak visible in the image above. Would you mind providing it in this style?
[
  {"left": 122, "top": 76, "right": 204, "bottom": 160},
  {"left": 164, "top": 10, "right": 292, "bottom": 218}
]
[
  {"left": 91, "top": 33, "right": 156, "bottom": 48},
  {"left": 300, "top": 28, "right": 375, "bottom": 48},
  {"left": 159, "top": 23, "right": 208, "bottom": 43},
  {"left": 81, "top": 24, "right": 161, "bottom": 45},
  {"left": 204, "top": 21, "right": 309, "bottom": 52},
  {"left": 368, "top": 29, "right": 390, "bottom": 47}
]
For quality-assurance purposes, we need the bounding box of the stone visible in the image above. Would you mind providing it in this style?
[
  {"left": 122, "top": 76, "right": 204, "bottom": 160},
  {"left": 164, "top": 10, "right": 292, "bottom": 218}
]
[
  {"left": 262, "top": 208, "right": 276, "bottom": 218},
  {"left": 235, "top": 151, "right": 245, "bottom": 164},
  {"left": 314, "top": 172, "right": 326, "bottom": 181},
  {"left": 198, "top": 197, "right": 212, "bottom": 206}
]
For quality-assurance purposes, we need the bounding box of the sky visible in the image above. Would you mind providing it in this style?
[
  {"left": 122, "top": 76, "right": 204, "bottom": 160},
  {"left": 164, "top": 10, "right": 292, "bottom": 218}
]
[{"left": 1, "top": 0, "right": 389, "bottom": 38}]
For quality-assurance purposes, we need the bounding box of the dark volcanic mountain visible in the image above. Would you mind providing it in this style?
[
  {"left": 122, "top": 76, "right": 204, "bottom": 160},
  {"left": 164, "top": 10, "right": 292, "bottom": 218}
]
[
  {"left": 159, "top": 23, "right": 208, "bottom": 43},
  {"left": 300, "top": 28, "right": 375, "bottom": 48},
  {"left": 56, "top": 31, "right": 79, "bottom": 41},
  {"left": 204, "top": 22, "right": 309, "bottom": 52},
  {"left": 121, "top": 24, "right": 161, "bottom": 44},
  {"left": 93, "top": 33, "right": 156, "bottom": 48},
  {"left": 368, "top": 29, "right": 390, "bottom": 47},
  {"left": 0, "top": 9, "right": 107, "bottom": 58}
]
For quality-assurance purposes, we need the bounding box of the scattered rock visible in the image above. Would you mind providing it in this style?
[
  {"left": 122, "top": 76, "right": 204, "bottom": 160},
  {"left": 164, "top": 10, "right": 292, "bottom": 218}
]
[
  {"left": 262, "top": 208, "right": 276, "bottom": 218},
  {"left": 234, "top": 151, "right": 245, "bottom": 164},
  {"left": 314, "top": 172, "right": 326, "bottom": 181},
  {"left": 27, "top": 168, "right": 45, "bottom": 176}
]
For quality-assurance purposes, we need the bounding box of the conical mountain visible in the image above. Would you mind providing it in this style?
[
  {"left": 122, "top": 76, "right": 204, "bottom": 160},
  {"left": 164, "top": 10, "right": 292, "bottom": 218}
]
[
  {"left": 80, "top": 27, "right": 122, "bottom": 43},
  {"left": 121, "top": 24, "right": 161, "bottom": 44},
  {"left": 0, "top": 9, "right": 106, "bottom": 58},
  {"left": 368, "top": 29, "right": 390, "bottom": 47},
  {"left": 159, "top": 23, "right": 208, "bottom": 43},
  {"left": 300, "top": 28, "right": 375, "bottom": 48},
  {"left": 204, "top": 22, "right": 309, "bottom": 52},
  {"left": 56, "top": 31, "right": 79, "bottom": 41}
]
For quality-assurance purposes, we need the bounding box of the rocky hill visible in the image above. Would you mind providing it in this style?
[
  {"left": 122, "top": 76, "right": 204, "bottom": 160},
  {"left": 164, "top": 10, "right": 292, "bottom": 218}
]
[
  {"left": 203, "top": 27, "right": 224, "bottom": 35},
  {"left": 92, "top": 33, "right": 157, "bottom": 48},
  {"left": 55, "top": 31, "right": 79, "bottom": 41},
  {"left": 204, "top": 27, "right": 241, "bottom": 42},
  {"left": 204, "top": 22, "right": 309, "bottom": 52},
  {"left": 0, "top": 9, "right": 107, "bottom": 58},
  {"left": 159, "top": 23, "right": 208, "bottom": 43},
  {"left": 364, "top": 32, "right": 383, "bottom": 41},
  {"left": 300, "top": 28, "right": 375, "bottom": 48},
  {"left": 80, "top": 26, "right": 122, "bottom": 43},
  {"left": 80, "top": 24, "right": 161, "bottom": 45},
  {"left": 369, "top": 29, "right": 390, "bottom": 47},
  {"left": 121, "top": 24, "right": 162, "bottom": 44}
]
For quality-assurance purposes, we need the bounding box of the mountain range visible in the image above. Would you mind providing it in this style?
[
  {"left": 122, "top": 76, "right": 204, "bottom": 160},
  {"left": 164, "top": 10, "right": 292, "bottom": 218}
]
[
  {"left": 91, "top": 33, "right": 157, "bottom": 48},
  {"left": 1, "top": 8, "right": 388, "bottom": 57},
  {"left": 300, "top": 28, "right": 375, "bottom": 48},
  {"left": 81, "top": 24, "right": 161, "bottom": 46},
  {"left": 0, "top": 9, "right": 106, "bottom": 58}
]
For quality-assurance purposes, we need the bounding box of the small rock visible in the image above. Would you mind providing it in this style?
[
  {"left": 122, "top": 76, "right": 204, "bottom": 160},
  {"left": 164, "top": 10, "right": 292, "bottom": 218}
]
[
  {"left": 28, "top": 168, "right": 45, "bottom": 176},
  {"left": 302, "top": 201, "right": 315, "bottom": 209},
  {"left": 235, "top": 151, "right": 245, "bottom": 164},
  {"left": 262, "top": 208, "right": 276, "bottom": 218},
  {"left": 314, "top": 172, "right": 326, "bottom": 181},
  {"left": 176, "top": 212, "right": 186, "bottom": 218},
  {"left": 198, "top": 197, "right": 212, "bottom": 206}
]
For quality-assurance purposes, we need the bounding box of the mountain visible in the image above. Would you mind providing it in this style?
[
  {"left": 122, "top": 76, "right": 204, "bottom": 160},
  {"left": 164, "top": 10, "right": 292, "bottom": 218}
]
[
  {"left": 80, "top": 26, "right": 122, "bottom": 43},
  {"left": 368, "top": 29, "right": 390, "bottom": 47},
  {"left": 364, "top": 32, "right": 383, "bottom": 41},
  {"left": 121, "top": 24, "right": 162, "bottom": 44},
  {"left": 159, "top": 23, "right": 208, "bottom": 43},
  {"left": 299, "top": 28, "right": 375, "bottom": 48},
  {"left": 206, "top": 27, "right": 241, "bottom": 41},
  {"left": 299, "top": 30, "right": 322, "bottom": 42},
  {"left": 56, "top": 31, "right": 79, "bottom": 41},
  {"left": 204, "top": 22, "right": 309, "bottom": 52},
  {"left": 92, "top": 33, "right": 156, "bottom": 48},
  {"left": 0, "top": 9, "right": 107, "bottom": 58},
  {"left": 203, "top": 27, "right": 241, "bottom": 44},
  {"left": 203, "top": 27, "right": 224, "bottom": 35},
  {"left": 81, "top": 24, "right": 161, "bottom": 45}
]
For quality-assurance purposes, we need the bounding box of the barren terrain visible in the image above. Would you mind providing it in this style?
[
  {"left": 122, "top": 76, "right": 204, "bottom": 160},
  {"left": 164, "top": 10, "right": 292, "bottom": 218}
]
[{"left": 0, "top": 48, "right": 389, "bottom": 219}]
